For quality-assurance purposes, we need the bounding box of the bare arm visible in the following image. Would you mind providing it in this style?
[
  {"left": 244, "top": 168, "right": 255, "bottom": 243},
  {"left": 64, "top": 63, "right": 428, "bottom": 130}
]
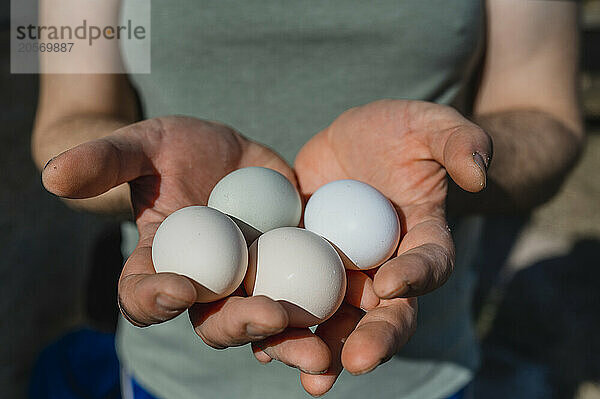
[
  {"left": 32, "top": 74, "right": 139, "bottom": 168},
  {"left": 448, "top": 0, "right": 584, "bottom": 214},
  {"left": 31, "top": 0, "right": 140, "bottom": 216},
  {"left": 32, "top": 73, "right": 139, "bottom": 216},
  {"left": 33, "top": 0, "right": 347, "bottom": 378}
]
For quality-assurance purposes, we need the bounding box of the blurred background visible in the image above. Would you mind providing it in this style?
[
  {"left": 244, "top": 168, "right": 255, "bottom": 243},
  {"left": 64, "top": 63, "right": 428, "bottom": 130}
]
[{"left": 0, "top": 1, "right": 599, "bottom": 398}]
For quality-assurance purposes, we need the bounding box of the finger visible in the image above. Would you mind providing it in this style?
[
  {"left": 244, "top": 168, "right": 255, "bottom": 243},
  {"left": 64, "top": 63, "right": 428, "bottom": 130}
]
[
  {"left": 252, "top": 328, "right": 331, "bottom": 375},
  {"left": 118, "top": 272, "right": 197, "bottom": 327},
  {"left": 345, "top": 270, "right": 380, "bottom": 310},
  {"left": 118, "top": 238, "right": 198, "bottom": 327},
  {"left": 341, "top": 298, "right": 417, "bottom": 376},
  {"left": 373, "top": 212, "right": 454, "bottom": 299},
  {"left": 42, "top": 119, "right": 159, "bottom": 198},
  {"left": 251, "top": 345, "right": 272, "bottom": 364},
  {"left": 429, "top": 114, "right": 492, "bottom": 193},
  {"left": 189, "top": 295, "right": 289, "bottom": 349},
  {"left": 118, "top": 224, "right": 199, "bottom": 327},
  {"left": 300, "top": 304, "right": 363, "bottom": 397},
  {"left": 62, "top": 183, "right": 133, "bottom": 217}
]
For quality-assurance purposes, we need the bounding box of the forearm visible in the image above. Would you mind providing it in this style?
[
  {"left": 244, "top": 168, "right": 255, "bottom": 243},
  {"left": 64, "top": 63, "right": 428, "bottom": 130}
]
[
  {"left": 447, "top": 109, "right": 584, "bottom": 215},
  {"left": 33, "top": 114, "right": 135, "bottom": 217}
]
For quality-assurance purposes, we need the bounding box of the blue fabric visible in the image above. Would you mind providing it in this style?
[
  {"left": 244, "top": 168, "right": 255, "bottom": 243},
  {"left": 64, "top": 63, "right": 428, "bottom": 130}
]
[
  {"left": 29, "top": 328, "right": 121, "bottom": 399},
  {"left": 446, "top": 384, "right": 469, "bottom": 399},
  {"left": 131, "top": 378, "right": 158, "bottom": 399}
]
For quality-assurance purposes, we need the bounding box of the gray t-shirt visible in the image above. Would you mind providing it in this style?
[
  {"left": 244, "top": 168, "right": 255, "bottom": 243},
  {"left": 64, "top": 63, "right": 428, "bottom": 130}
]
[{"left": 117, "top": 1, "right": 485, "bottom": 398}]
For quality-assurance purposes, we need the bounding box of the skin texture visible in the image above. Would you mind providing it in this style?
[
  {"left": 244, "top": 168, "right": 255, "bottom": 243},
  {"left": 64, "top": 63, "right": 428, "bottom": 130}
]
[
  {"left": 42, "top": 116, "right": 308, "bottom": 351},
  {"left": 285, "top": 99, "right": 491, "bottom": 394},
  {"left": 33, "top": 0, "right": 583, "bottom": 397},
  {"left": 447, "top": 110, "right": 583, "bottom": 214},
  {"left": 445, "top": 0, "right": 584, "bottom": 216},
  {"left": 32, "top": 73, "right": 139, "bottom": 217}
]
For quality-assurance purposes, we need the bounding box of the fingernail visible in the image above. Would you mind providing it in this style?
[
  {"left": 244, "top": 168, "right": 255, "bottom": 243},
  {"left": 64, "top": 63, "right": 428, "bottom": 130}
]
[
  {"left": 43, "top": 156, "right": 56, "bottom": 170},
  {"left": 380, "top": 280, "right": 411, "bottom": 299},
  {"left": 246, "top": 323, "right": 266, "bottom": 338},
  {"left": 349, "top": 361, "right": 381, "bottom": 376},
  {"left": 246, "top": 323, "right": 282, "bottom": 339},
  {"left": 299, "top": 367, "right": 328, "bottom": 375},
  {"left": 473, "top": 152, "right": 488, "bottom": 188},
  {"left": 473, "top": 152, "right": 489, "bottom": 170},
  {"left": 156, "top": 293, "right": 190, "bottom": 311},
  {"left": 360, "top": 295, "right": 380, "bottom": 311}
]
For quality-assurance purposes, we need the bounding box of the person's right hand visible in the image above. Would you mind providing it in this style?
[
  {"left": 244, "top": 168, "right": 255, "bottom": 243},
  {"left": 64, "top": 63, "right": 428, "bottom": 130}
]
[{"left": 42, "top": 116, "right": 327, "bottom": 360}]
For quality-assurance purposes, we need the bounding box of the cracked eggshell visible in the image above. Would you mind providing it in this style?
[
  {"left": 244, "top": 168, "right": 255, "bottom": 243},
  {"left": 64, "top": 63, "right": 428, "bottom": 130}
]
[
  {"left": 152, "top": 206, "right": 248, "bottom": 303},
  {"left": 304, "top": 179, "right": 400, "bottom": 270},
  {"left": 208, "top": 167, "right": 302, "bottom": 243},
  {"left": 244, "top": 227, "right": 346, "bottom": 328}
]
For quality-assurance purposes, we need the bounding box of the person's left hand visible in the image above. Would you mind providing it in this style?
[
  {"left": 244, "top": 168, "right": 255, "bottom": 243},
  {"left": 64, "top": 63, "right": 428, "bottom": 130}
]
[{"left": 251, "top": 99, "right": 492, "bottom": 396}]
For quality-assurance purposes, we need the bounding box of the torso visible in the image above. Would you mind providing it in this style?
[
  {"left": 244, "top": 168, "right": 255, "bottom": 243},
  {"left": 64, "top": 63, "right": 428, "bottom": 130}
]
[{"left": 118, "top": 2, "right": 485, "bottom": 398}]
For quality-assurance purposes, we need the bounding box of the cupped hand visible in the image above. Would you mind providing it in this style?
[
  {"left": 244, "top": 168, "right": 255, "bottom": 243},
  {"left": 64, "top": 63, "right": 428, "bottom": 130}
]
[
  {"left": 267, "top": 99, "right": 492, "bottom": 396},
  {"left": 42, "top": 116, "right": 329, "bottom": 365}
]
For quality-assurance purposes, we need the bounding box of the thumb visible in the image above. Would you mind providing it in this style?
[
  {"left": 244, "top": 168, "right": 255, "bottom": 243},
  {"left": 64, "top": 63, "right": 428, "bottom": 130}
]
[
  {"left": 42, "top": 120, "right": 157, "bottom": 198},
  {"left": 430, "top": 122, "right": 492, "bottom": 193}
]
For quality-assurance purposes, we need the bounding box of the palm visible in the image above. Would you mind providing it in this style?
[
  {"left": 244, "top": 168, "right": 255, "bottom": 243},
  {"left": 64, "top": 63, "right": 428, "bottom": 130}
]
[
  {"left": 297, "top": 100, "right": 490, "bottom": 297},
  {"left": 43, "top": 115, "right": 339, "bottom": 375},
  {"left": 43, "top": 116, "right": 299, "bottom": 347},
  {"left": 43, "top": 105, "right": 491, "bottom": 396},
  {"left": 126, "top": 117, "right": 294, "bottom": 244},
  {"left": 296, "top": 100, "right": 463, "bottom": 233},
  {"left": 289, "top": 100, "right": 491, "bottom": 395}
]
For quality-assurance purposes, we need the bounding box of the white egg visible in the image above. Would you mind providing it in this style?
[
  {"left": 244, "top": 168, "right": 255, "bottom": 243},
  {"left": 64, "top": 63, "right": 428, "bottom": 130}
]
[
  {"left": 304, "top": 179, "right": 400, "bottom": 270},
  {"left": 244, "top": 227, "right": 346, "bottom": 327},
  {"left": 152, "top": 206, "right": 248, "bottom": 303},
  {"left": 208, "top": 167, "right": 302, "bottom": 243}
]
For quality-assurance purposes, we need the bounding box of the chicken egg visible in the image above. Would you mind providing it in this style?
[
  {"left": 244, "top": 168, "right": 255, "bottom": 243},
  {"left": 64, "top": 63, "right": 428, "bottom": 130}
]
[
  {"left": 208, "top": 167, "right": 302, "bottom": 243},
  {"left": 152, "top": 206, "right": 248, "bottom": 303},
  {"left": 304, "top": 179, "right": 400, "bottom": 270},
  {"left": 244, "top": 227, "right": 346, "bottom": 327}
]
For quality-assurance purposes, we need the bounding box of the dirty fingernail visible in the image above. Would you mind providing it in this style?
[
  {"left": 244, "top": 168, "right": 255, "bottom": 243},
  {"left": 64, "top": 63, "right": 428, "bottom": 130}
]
[
  {"left": 473, "top": 152, "right": 489, "bottom": 171},
  {"left": 300, "top": 367, "right": 328, "bottom": 375},
  {"left": 43, "top": 156, "right": 56, "bottom": 170},
  {"left": 473, "top": 152, "right": 488, "bottom": 188}
]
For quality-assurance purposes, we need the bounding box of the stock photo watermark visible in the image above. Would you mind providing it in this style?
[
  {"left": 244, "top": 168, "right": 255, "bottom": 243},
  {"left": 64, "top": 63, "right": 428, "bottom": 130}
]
[{"left": 11, "top": 0, "right": 151, "bottom": 74}]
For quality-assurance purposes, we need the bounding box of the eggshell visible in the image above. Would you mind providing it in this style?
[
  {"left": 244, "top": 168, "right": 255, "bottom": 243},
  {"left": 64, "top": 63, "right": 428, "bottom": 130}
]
[
  {"left": 208, "top": 167, "right": 302, "bottom": 243},
  {"left": 304, "top": 179, "right": 400, "bottom": 270},
  {"left": 152, "top": 206, "right": 248, "bottom": 303},
  {"left": 244, "top": 227, "right": 346, "bottom": 327}
]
